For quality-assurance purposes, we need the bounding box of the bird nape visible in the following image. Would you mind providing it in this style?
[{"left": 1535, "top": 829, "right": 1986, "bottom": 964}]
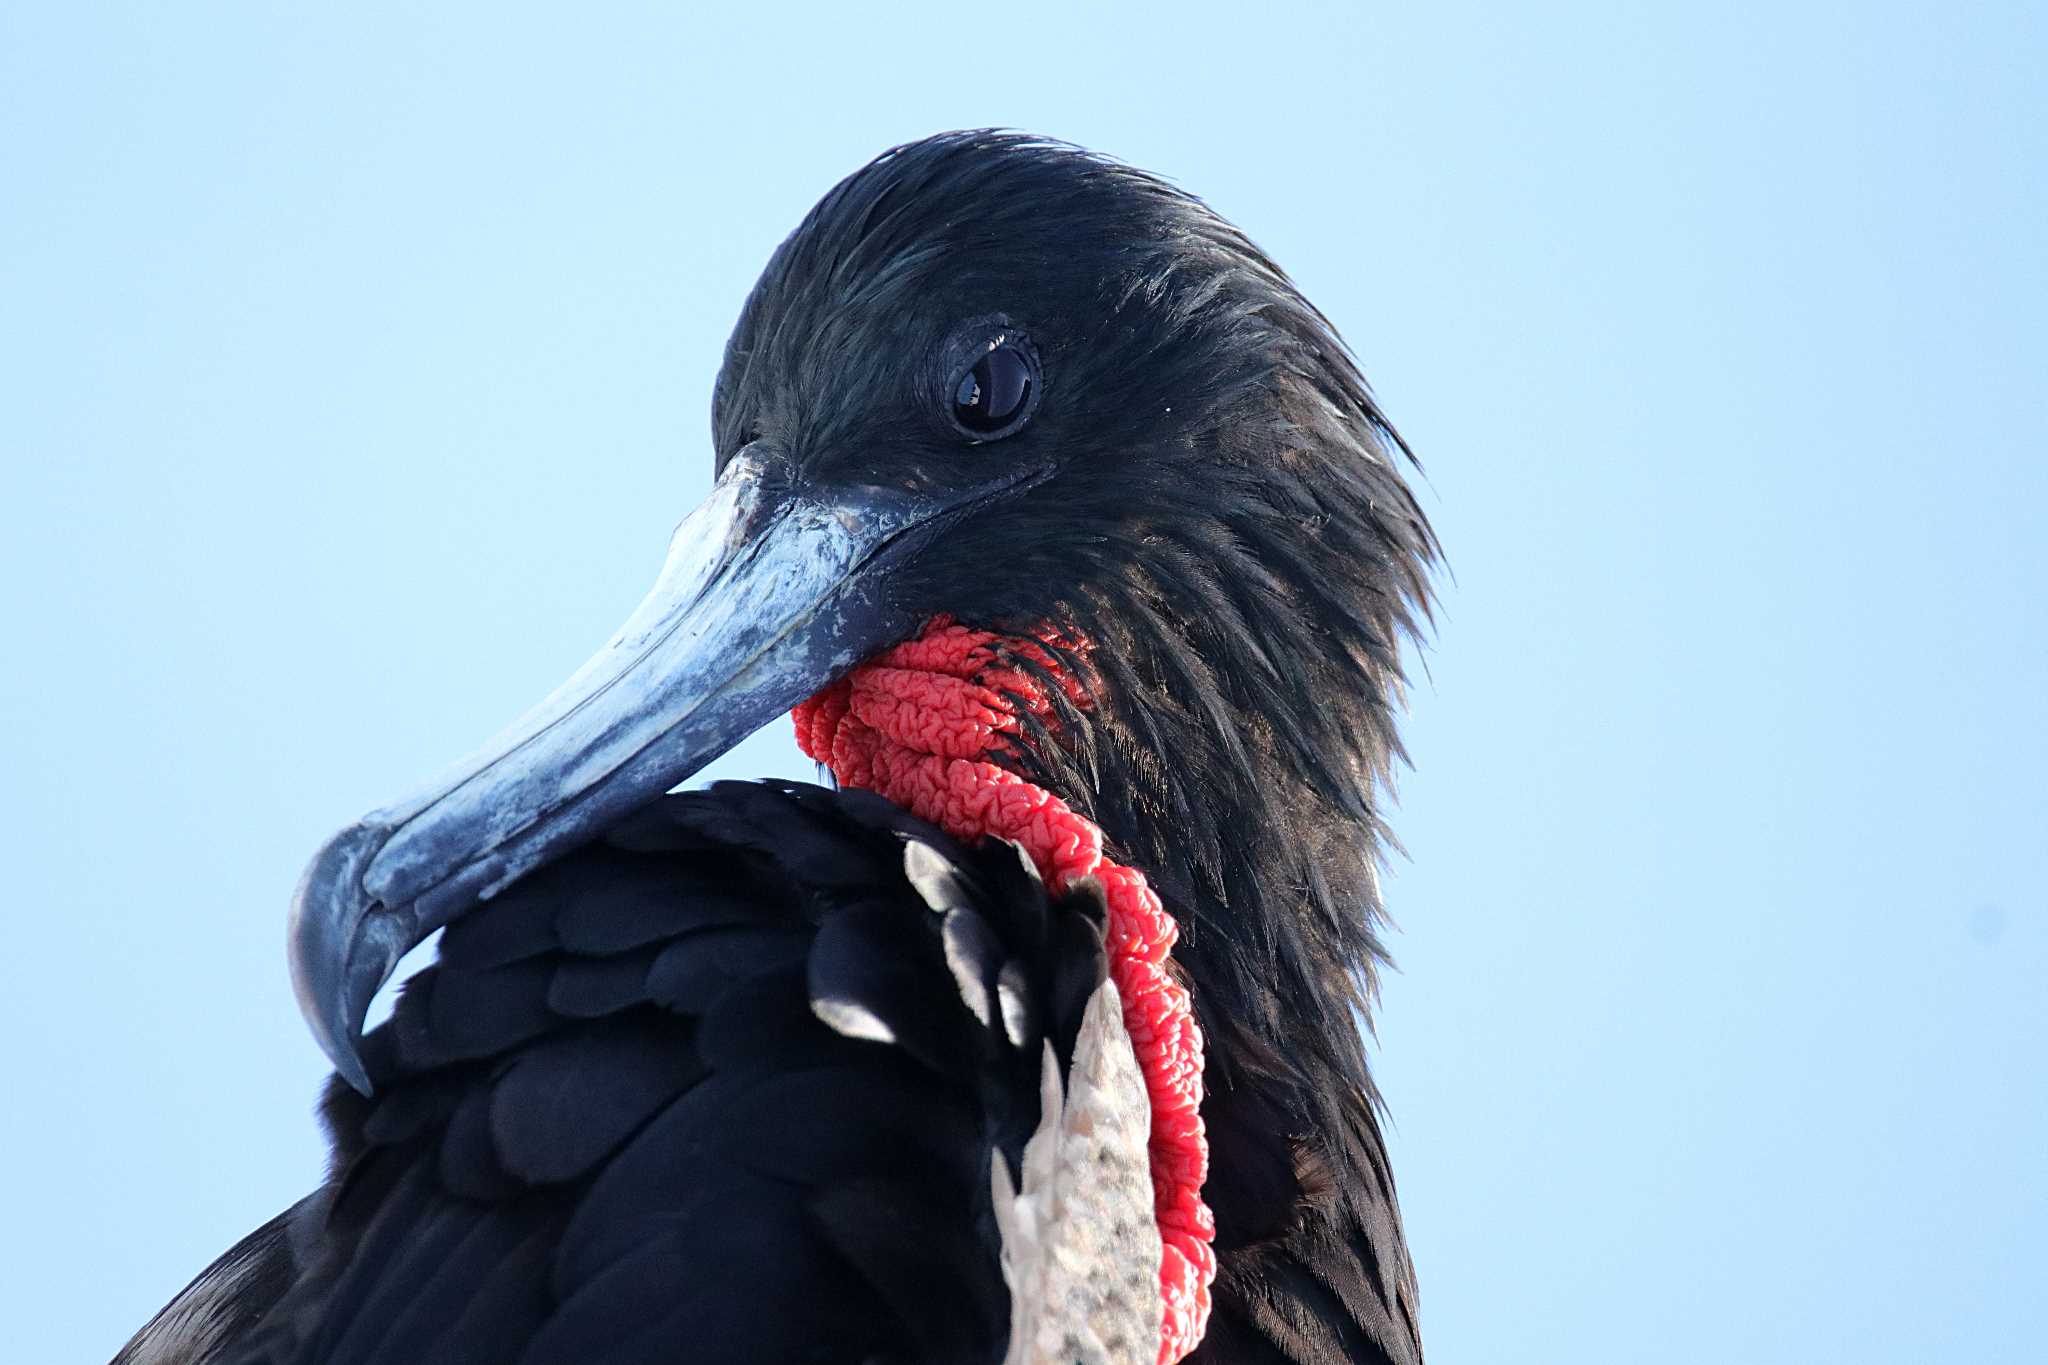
[{"left": 118, "top": 131, "right": 1439, "bottom": 1365}]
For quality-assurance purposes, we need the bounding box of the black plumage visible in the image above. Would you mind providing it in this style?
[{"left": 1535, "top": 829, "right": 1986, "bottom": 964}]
[
  {"left": 124, "top": 130, "right": 1438, "bottom": 1364},
  {"left": 123, "top": 784, "right": 1105, "bottom": 1365}
]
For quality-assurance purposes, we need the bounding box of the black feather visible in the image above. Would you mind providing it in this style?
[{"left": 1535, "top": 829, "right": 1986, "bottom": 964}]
[
  {"left": 486, "top": 1025, "right": 702, "bottom": 1185},
  {"left": 203, "top": 783, "right": 1115, "bottom": 1365}
]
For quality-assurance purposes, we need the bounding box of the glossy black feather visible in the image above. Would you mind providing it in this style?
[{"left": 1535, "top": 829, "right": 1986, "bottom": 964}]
[
  {"left": 202, "top": 781, "right": 1106, "bottom": 1365},
  {"left": 114, "top": 1203, "right": 304, "bottom": 1365}
]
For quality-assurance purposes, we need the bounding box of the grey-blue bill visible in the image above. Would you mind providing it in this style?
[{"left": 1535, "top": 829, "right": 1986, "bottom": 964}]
[{"left": 286, "top": 447, "right": 1048, "bottom": 1093}]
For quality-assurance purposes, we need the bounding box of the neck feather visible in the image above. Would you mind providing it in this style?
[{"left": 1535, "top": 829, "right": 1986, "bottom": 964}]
[{"left": 793, "top": 619, "right": 1216, "bottom": 1364}]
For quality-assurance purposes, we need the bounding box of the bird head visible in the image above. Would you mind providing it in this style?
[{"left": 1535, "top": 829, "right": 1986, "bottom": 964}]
[{"left": 291, "top": 131, "right": 1436, "bottom": 1094}]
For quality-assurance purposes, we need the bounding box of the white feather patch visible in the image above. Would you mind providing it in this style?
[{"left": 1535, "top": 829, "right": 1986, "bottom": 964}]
[
  {"left": 992, "top": 978, "right": 1162, "bottom": 1365},
  {"left": 904, "top": 838, "right": 969, "bottom": 912}
]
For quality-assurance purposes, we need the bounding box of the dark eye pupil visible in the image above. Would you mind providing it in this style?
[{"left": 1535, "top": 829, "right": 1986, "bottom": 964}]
[{"left": 953, "top": 344, "right": 1032, "bottom": 434}]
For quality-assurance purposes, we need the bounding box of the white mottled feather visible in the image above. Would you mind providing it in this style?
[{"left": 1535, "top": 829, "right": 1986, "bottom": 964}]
[{"left": 993, "top": 978, "right": 1162, "bottom": 1365}]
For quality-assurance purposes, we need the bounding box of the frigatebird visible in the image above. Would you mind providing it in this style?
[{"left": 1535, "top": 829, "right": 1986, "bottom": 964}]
[{"left": 118, "top": 131, "right": 1438, "bottom": 1365}]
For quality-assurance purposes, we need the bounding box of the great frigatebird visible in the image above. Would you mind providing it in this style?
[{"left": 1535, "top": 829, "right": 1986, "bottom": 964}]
[{"left": 117, "top": 130, "right": 1438, "bottom": 1365}]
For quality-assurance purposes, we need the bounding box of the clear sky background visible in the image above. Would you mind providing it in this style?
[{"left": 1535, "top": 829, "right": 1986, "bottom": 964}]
[{"left": 3, "top": 4, "right": 2041, "bottom": 1361}]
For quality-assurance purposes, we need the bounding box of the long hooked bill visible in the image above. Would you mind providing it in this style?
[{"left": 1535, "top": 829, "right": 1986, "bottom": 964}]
[{"left": 288, "top": 450, "right": 1032, "bottom": 1093}]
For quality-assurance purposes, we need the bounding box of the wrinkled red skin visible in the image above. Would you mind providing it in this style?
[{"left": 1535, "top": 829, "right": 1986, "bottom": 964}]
[{"left": 795, "top": 618, "right": 1214, "bottom": 1364}]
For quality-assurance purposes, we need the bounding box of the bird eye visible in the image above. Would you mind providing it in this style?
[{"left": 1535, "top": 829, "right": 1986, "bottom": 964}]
[{"left": 948, "top": 337, "right": 1038, "bottom": 440}]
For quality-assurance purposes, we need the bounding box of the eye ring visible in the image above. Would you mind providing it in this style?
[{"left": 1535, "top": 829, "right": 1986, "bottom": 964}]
[{"left": 944, "top": 329, "right": 1041, "bottom": 442}]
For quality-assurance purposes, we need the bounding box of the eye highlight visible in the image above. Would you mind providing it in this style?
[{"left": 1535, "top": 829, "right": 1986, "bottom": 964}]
[{"left": 947, "top": 333, "right": 1039, "bottom": 440}]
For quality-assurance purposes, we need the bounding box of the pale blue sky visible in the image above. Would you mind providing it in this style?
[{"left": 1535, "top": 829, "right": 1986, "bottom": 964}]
[{"left": 3, "top": 4, "right": 2041, "bottom": 1361}]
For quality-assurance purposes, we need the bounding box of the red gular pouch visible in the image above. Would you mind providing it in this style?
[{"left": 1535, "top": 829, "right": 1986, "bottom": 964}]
[{"left": 794, "top": 616, "right": 1215, "bottom": 1364}]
